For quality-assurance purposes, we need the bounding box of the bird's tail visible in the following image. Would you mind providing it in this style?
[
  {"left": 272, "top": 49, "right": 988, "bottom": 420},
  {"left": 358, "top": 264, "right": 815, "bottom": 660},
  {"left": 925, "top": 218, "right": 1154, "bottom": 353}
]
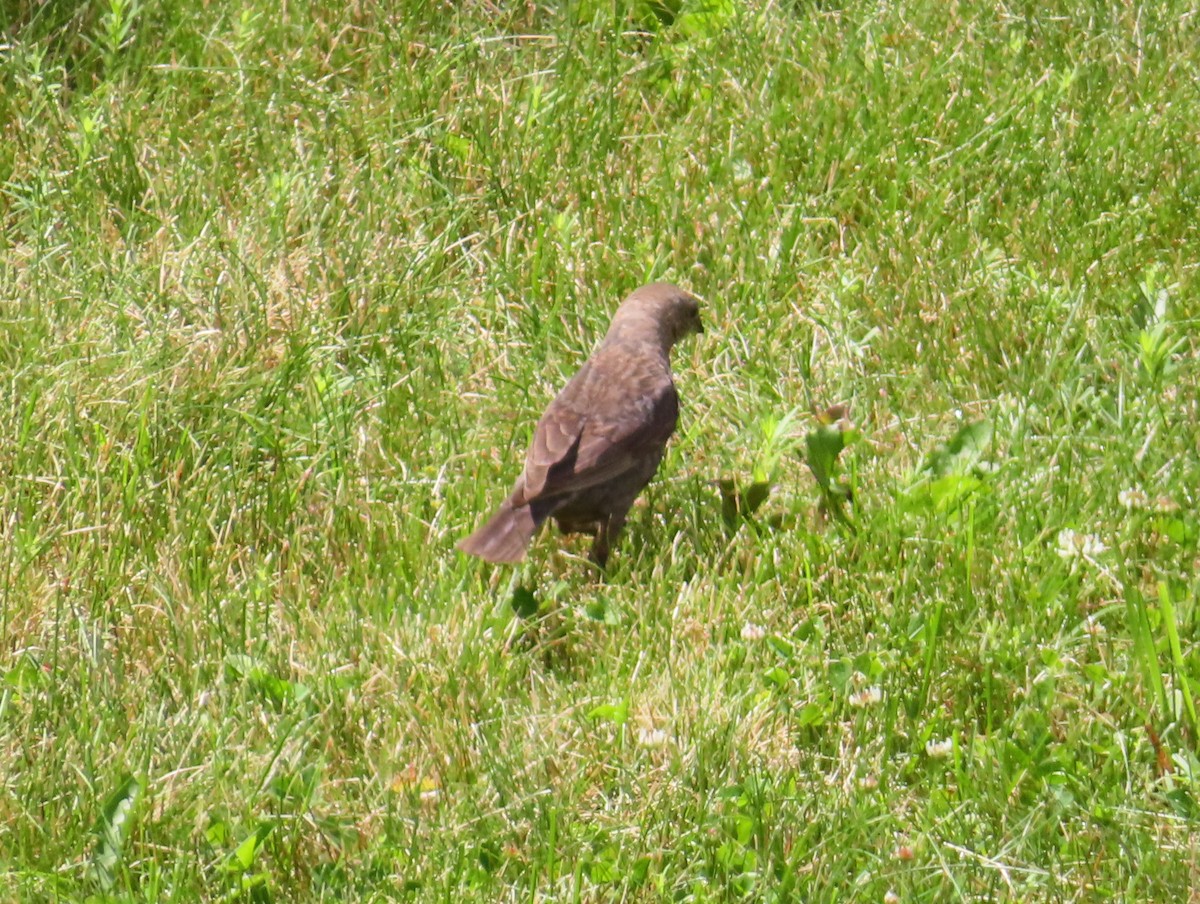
[{"left": 457, "top": 499, "right": 541, "bottom": 563}]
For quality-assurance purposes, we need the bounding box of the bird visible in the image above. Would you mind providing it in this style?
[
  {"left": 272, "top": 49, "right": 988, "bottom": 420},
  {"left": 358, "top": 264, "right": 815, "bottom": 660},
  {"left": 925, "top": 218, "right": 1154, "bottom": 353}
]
[{"left": 458, "top": 282, "right": 703, "bottom": 567}]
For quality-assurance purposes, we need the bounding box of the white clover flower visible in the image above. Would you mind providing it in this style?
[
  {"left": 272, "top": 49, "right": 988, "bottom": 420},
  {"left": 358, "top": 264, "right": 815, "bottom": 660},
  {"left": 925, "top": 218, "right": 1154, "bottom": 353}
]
[
  {"left": 884, "top": 891, "right": 901, "bottom": 904},
  {"left": 849, "top": 686, "right": 883, "bottom": 708},
  {"left": 1055, "top": 528, "right": 1078, "bottom": 556},
  {"left": 1118, "top": 487, "right": 1149, "bottom": 510},
  {"left": 1056, "top": 528, "right": 1107, "bottom": 559},
  {"left": 925, "top": 737, "right": 954, "bottom": 758},
  {"left": 740, "top": 622, "right": 767, "bottom": 642},
  {"left": 636, "top": 727, "right": 670, "bottom": 748}
]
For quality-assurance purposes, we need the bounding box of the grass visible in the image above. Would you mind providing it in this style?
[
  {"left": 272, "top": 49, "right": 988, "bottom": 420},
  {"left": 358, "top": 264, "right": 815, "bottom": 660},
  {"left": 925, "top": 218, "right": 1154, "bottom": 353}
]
[{"left": 1, "top": 0, "right": 1198, "bottom": 900}]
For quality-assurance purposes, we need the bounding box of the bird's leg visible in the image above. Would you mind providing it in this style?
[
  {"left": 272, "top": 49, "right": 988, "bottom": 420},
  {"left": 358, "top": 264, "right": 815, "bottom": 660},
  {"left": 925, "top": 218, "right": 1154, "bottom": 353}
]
[
  {"left": 589, "top": 512, "right": 628, "bottom": 569},
  {"left": 590, "top": 517, "right": 612, "bottom": 569}
]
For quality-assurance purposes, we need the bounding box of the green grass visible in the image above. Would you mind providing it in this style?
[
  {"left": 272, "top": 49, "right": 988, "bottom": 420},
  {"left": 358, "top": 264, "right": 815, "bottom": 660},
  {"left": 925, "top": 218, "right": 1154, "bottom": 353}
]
[{"left": 2, "top": 0, "right": 1199, "bottom": 900}]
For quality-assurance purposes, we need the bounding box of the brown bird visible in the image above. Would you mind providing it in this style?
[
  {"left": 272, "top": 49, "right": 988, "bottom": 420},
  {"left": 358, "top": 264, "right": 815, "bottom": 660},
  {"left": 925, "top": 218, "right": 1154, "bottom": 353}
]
[{"left": 458, "top": 282, "right": 703, "bottom": 567}]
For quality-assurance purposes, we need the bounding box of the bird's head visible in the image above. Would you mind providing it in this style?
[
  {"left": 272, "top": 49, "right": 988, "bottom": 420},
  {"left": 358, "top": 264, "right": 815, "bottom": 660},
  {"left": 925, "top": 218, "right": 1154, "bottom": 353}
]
[{"left": 609, "top": 282, "right": 704, "bottom": 351}]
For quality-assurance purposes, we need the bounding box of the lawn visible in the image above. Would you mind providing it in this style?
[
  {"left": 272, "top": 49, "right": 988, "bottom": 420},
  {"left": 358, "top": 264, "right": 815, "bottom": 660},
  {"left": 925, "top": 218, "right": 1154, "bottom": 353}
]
[{"left": 1, "top": 0, "right": 1198, "bottom": 900}]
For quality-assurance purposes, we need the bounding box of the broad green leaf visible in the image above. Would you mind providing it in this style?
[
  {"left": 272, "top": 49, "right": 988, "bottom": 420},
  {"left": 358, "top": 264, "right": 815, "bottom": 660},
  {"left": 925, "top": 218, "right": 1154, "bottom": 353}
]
[
  {"left": 89, "top": 774, "right": 142, "bottom": 891},
  {"left": 511, "top": 586, "right": 538, "bottom": 619},
  {"left": 225, "top": 822, "right": 275, "bottom": 873},
  {"left": 921, "top": 419, "right": 992, "bottom": 478},
  {"left": 587, "top": 701, "right": 630, "bottom": 725}
]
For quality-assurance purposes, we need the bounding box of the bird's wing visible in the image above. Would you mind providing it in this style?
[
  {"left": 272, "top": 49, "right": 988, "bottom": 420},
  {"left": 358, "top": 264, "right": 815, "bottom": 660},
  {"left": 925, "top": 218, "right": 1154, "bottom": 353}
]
[{"left": 518, "top": 353, "right": 678, "bottom": 502}]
